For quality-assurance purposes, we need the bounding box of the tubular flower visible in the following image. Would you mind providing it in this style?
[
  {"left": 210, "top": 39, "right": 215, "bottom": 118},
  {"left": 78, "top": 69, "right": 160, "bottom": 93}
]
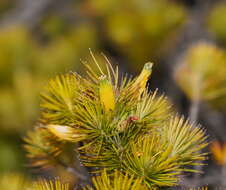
[
  {"left": 99, "top": 75, "right": 115, "bottom": 112},
  {"left": 131, "top": 62, "right": 153, "bottom": 97}
]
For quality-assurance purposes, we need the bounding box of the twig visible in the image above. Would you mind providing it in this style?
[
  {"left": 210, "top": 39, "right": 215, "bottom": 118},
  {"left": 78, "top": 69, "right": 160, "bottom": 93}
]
[
  {"left": 57, "top": 156, "right": 91, "bottom": 187},
  {"left": 189, "top": 99, "right": 200, "bottom": 123},
  {"left": 179, "top": 169, "right": 221, "bottom": 188},
  {"left": 0, "top": 0, "right": 53, "bottom": 28},
  {"left": 221, "top": 166, "right": 226, "bottom": 188},
  {"left": 66, "top": 167, "right": 89, "bottom": 182}
]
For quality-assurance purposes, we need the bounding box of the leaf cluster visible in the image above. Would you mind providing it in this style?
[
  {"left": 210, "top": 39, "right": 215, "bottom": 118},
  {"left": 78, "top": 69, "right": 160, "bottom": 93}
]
[
  {"left": 175, "top": 42, "right": 226, "bottom": 109},
  {"left": 25, "top": 53, "right": 208, "bottom": 188},
  {"left": 0, "top": 172, "right": 208, "bottom": 190}
]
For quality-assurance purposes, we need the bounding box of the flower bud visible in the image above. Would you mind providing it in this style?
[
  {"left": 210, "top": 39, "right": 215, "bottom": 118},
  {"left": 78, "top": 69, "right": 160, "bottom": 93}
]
[
  {"left": 132, "top": 62, "right": 153, "bottom": 97},
  {"left": 99, "top": 75, "right": 115, "bottom": 112}
]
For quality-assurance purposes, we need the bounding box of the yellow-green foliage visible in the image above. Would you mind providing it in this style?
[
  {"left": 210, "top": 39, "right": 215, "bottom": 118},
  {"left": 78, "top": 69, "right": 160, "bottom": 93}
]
[
  {"left": 0, "top": 25, "right": 97, "bottom": 172},
  {"left": 0, "top": 172, "right": 208, "bottom": 190},
  {"left": 24, "top": 127, "right": 64, "bottom": 170},
  {"left": 0, "top": 25, "right": 97, "bottom": 132},
  {"left": 84, "top": 0, "right": 186, "bottom": 67},
  {"left": 0, "top": 173, "right": 69, "bottom": 190},
  {"left": 0, "top": 27, "right": 39, "bottom": 131},
  {"left": 41, "top": 15, "right": 69, "bottom": 39},
  {"left": 208, "top": 2, "right": 226, "bottom": 44},
  {"left": 0, "top": 173, "right": 32, "bottom": 190},
  {"left": 0, "top": 136, "right": 24, "bottom": 172},
  {"left": 83, "top": 170, "right": 150, "bottom": 190},
  {"left": 175, "top": 42, "right": 226, "bottom": 109},
  {"left": 33, "top": 179, "right": 69, "bottom": 190},
  {"left": 25, "top": 54, "right": 207, "bottom": 188},
  {"left": 36, "top": 24, "right": 98, "bottom": 78}
]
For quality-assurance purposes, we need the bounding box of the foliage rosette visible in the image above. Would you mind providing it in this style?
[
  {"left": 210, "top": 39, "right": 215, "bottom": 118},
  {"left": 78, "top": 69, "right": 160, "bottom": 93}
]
[
  {"left": 175, "top": 42, "right": 226, "bottom": 109},
  {"left": 25, "top": 52, "right": 207, "bottom": 188}
]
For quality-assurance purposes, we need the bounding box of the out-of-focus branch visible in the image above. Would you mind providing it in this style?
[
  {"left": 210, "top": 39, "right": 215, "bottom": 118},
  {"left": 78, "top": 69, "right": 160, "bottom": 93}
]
[
  {"left": 189, "top": 99, "right": 200, "bottom": 123},
  {"left": 164, "top": 0, "right": 223, "bottom": 188},
  {"left": 0, "top": 0, "right": 54, "bottom": 28},
  {"left": 179, "top": 169, "right": 221, "bottom": 188},
  {"left": 200, "top": 104, "right": 226, "bottom": 141},
  {"left": 161, "top": 0, "right": 215, "bottom": 114}
]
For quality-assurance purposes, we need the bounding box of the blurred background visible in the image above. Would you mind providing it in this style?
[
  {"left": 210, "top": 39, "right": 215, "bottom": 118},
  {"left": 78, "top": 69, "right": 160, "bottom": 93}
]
[{"left": 1, "top": 0, "right": 226, "bottom": 188}]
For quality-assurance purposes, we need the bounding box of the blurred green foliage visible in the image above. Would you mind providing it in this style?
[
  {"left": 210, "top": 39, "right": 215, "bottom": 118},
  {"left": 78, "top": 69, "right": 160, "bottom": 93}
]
[
  {"left": 208, "top": 2, "right": 226, "bottom": 45},
  {"left": 0, "top": 25, "right": 98, "bottom": 172},
  {"left": 80, "top": 0, "right": 187, "bottom": 70},
  {"left": 0, "top": 135, "right": 24, "bottom": 172},
  {"left": 0, "top": 26, "right": 98, "bottom": 132},
  {"left": 175, "top": 42, "right": 226, "bottom": 109},
  {"left": 0, "top": 0, "right": 13, "bottom": 16},
  {"left": 0, "top": 0, "right": 187, "bottom": 135}
]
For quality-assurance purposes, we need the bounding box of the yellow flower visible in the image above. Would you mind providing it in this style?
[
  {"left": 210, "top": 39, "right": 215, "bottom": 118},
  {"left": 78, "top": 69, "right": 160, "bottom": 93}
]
[
  {"left": 99, "top": 75, "right": 115, "bottom": 111},
  {"left": 132, "top": 62, "right": 153, "bottom": 97}
]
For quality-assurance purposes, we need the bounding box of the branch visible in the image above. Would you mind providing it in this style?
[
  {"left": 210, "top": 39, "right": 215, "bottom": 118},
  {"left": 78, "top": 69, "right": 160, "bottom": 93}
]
[
  {"left": 0, "top": 0, "right": 53, "bottom": 28},
  {"left": 179, "top": 169, "right": 221, "bottom": 188}
]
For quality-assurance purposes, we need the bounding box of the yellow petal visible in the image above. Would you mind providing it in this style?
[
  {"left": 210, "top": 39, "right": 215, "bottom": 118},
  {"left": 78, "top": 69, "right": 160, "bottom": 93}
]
[{"left": 47, "top": 124, "right": 75, "bottom": 141}]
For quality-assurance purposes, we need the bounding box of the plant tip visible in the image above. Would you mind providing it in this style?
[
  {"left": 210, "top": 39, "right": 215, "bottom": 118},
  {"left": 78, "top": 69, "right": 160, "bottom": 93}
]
[{"left": 144, "top": 62, "right": 153, "bottom": 71}]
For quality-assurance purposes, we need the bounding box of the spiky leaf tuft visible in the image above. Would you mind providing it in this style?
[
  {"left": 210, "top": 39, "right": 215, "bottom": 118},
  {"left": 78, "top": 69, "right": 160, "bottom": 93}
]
[
  {"left": 160, "top": 116, "right": 208, "bottom": 168},
  {"left": 33, "top": 179, "right": 69, "bottom": 190},
  {"left": 83, "top": 169, "right": 150, "bottom": 190},
  {"left": 24, "top": 53, "right": 208, "bottom": 188},
  {"left": 24, "top": 127, "right": 64, "bottom": 169},
  {"left": 40, "top": 73, "right": 79, "bottom": 125}
]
